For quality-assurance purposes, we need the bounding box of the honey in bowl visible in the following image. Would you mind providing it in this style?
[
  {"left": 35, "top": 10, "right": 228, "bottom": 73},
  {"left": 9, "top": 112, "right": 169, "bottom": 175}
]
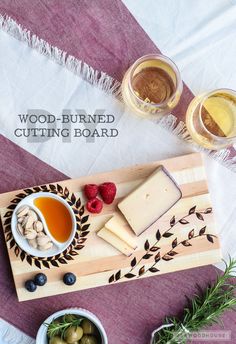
[{"left": 34, "top": 197, "right": 72, "bottom": 243}]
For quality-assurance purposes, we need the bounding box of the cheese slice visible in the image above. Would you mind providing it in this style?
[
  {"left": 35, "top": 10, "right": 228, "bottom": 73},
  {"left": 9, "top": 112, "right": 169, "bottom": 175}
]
[
  {"left": 118, "top": 166, "right": 182, "bottom": 236},
  {"left": 97, "top": 227, "right": 134, "bottom": 257},
  {"left": 105, "top": 214, "right": 137, "bottom": 250}
]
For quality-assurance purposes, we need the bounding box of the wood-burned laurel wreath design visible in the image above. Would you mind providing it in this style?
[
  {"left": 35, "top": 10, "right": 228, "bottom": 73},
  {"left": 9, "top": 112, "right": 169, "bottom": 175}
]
[
  {"left": 109, "top": 205, "right": 216, "bottom": 283},
  {"left": 3, "top": 184, "right": 90, "bottom": 269}
]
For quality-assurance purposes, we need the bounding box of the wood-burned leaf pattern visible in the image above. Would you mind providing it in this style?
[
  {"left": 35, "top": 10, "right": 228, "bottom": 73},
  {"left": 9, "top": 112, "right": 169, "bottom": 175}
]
[
  {"left": 64, "top": 255, "right": 74, "bottom": 261},
  {"left": 108, "top": 206, "right": 218, "bottom": 284},
  {"left": 115, "top": 270, "right": 121, "bottom": 281},
  {"left": 172, "top": 238, "right": 177, "bottom": 248},
  {"left": 81, "top": 231, "right": 89, "bottom": 237},
  {"left": 139, "top": 266, "right": 145, "bottom": 276},
  {"left": 168, "top": 251, "right": 178, "bottom": 257},
  {"left": 207, "top": 234, "right": 214, "bottom": 243},
  {"left": 35, "top": 260, "right": 41, "bottom": 269},
  {"left": 204, "top": 207, "right": 212, "bottom": 214},
  {"left": 163, "top": 232, "right": 173, "bottom": 238},
  {"left": 69, "top": 250, "right": 79, "bottom": 256},
  {"left": 156, "top": 230, "right": 161, "bottom": 241},
  {"left": 76, "top": 198, "right": 81, "bottom": 209},
  {"left": 170, "top": 216, "right": 175, "bottom": 227},
  {"left": 42, "top": 260, "right": 50, "bottom": 269},
  {"left": 4, "top": 184, "right": 90, "bottom": 269},
  {"left": 188, "top": 229, "right": 194, "bottom": 239},
  {"left": 182, "top": 240, "right": 192, "bottom": 247},
  {"left": 14, "top": 246, "right": 20, "bottom": 257},
  {"left": 5, "top": 232, "right": 12, "bottom": 242},
  {"left": 155, "top": 252, "right": 161, "bottom": 262},
  {"left": 179, "top": 219, "right": 189, "bottom": 224},
  {"left": 57, "top": 184, "right": 63, "bottom": 194},
  {"left": 4, "top": 217, "right": 11, "bottom": 226},
  {"left": 74, "top": 245, "right": 85, "bottom": 250},
  {"left": 81, "top": 215, "right": 89, "bottom": 224},
  {"left": 149, "top": 267, "right": 160, "bottom": 273},
  {"left": 20, "top": 251, "right": 25, "bottom": 261},
  {"left": 79, "top": 206, "right": 85, "bottom": 216},
  {"left": 50, "top": 260, "right": 59, "bottom": 267},
  {"left": 199, "top": 226, "right": 206, "bottom": 236},
  {"left": 24, "top": 188, "right": 33, "bottom": 194},
  {"left": 64, "top": 187, "right": 69, "bottom": 197},
  {"left": 81, "top": 224, "right": 90, "bottom": 231},
  {"left": 70, "top": 193, "right": 76, "bottom": 205},
  {"left": 109, "top": 275, "right": 114, "bottom": 283},
  {"left": 4, "top": 211, "right": 13, "bottom": 218},
  {"left": 162, "top": 255, "right": 173, "bottom": 261},
  {"left": 15, "top": 193, "right": 27, "bottom": 199},
  {"left": 196, "top": 212, "right": 204, "bottom": 221},
  {"left": 130, "top": 257, "right": 137, "bottom": 268},
  {"left": 58, "top": 258, "right": 67, "bottom": 264},
  {"left": 143, "top": 253, "right": 153, "bottom": 259},
  {"left": 26, "top": 255, "right": 32, "bottom": 266},
  {"left": 124, "top": 273, "right": 136, "bottom": 279},
  {"left": 9, "top": 239, "right": 15, "bottom": 249},
  {"left": 150, "top": 246, "right": 160, "bottom": 252},
  {"left": 144, "top": 240, "right": 150, "bottom": 251},
  {"left": 189, "top": 205, "right": 196, "bottom": 215}
]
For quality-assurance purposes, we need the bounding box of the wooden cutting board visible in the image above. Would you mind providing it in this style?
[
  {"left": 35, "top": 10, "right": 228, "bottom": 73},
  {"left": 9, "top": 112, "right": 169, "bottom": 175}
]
[{"left": 0, "top": 153, "right": 221, "bottom": 301}]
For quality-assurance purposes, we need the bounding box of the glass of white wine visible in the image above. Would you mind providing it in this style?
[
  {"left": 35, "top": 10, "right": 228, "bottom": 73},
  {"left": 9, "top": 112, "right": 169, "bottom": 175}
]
[
  {"left": 121, "top": 54, "right": 183, "bottom": 118},
  {"left": 186, "top": 89, "right": 236, "bottom": 150}
]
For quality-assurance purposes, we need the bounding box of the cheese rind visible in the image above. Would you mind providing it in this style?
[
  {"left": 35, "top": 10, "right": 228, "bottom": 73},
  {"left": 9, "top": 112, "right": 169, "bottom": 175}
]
[
  {"left": 118, "top": 166, "right": 182, "bottom": 236},
  {"left": 105, "top": 215, "right": 137, "bottom": 250},
  {"left": 97, "top": 227, "right": 134, "bottom": 257}
]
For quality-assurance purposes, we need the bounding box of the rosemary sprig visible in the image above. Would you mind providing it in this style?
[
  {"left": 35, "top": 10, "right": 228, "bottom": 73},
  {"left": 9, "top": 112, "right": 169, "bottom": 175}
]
[
  {"left": 153, "top": 258, "right": 236, "bottom": 344},
  {"left": 45, "top": 314, "right": 84, "bottom": 339}
]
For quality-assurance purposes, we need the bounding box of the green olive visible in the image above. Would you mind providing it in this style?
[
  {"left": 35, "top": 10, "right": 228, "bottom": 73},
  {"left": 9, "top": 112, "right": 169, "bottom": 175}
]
[
  {"left": 64, "top": 326, "right": 83, "bottom": 343},
  {"left": 63, "top": 314, "right": 78, "bottom": 322},
  {"left": 80, "top": 335, "right": 98, "bottom": 344},
  {"left": 81, "top": 319, "right": 96, "bottom": 335},
  {"left": 49, "top": 336, "right": 67, "bottom": 344}
]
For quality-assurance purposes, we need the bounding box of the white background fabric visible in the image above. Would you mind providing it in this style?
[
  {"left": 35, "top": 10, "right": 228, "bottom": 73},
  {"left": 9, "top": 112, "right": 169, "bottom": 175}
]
[{"left": 0, "top": 318, "right": 34, "bottom": 344}]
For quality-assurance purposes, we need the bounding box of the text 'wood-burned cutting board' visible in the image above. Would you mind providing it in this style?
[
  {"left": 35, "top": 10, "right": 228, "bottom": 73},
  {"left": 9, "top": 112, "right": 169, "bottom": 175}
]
[{"left": 0, "top": 153, "right": 221, "bottom": 301}]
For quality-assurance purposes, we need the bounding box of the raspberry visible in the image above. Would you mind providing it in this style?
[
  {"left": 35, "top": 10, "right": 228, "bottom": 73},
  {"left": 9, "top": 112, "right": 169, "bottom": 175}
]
[
  {"left": 86, "top": 198, "right": 103, "bottom": 214},
  {"left": 99, "top": 182, "right": 117, "bottom": 204},
  {"left": 84, "top": 184, "right": 98, "bottom": 200}
]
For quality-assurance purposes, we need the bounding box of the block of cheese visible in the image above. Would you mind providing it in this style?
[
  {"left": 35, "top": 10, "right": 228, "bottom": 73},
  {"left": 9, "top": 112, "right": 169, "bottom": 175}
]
[
  {"left": 118, "top": 166, "right": 182, "bottom": 236},
  {"left": 97, "top": 227, "right": 134, "bottom": 257},
  {"left": 105, "top": 214, "right": 137, "bottom": 250}
]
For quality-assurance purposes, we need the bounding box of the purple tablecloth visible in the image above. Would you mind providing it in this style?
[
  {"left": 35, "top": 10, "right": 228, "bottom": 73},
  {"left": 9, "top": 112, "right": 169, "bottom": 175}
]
[{"left": 0, "top": 1, "right": 235, "bottom": 343}]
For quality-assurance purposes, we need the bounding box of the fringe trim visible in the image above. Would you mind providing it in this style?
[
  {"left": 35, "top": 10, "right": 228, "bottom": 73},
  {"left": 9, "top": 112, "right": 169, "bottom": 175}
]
[
  {"left": 0, "top": 318, "right": 35, "bottom": 344},
  {"left": 158, "top": 114, "right": 236, "bottom": 172},
  {"left": 0, "top": 14, "right": 121, "bottom": 98},
  {"left": 0, "top": 14, "right": 235, "bottom": 171}
]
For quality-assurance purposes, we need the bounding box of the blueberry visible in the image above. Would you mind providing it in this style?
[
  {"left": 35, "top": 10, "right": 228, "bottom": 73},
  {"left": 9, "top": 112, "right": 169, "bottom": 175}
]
[
  {"left": 34, "top": 273, "right": 47, "bottom": 286},
  {"left": 63, "top": 272, "right": 76, "bottom": 286},
  {"left": 25, "top": 280, "right": 37, "bottom": 292}
]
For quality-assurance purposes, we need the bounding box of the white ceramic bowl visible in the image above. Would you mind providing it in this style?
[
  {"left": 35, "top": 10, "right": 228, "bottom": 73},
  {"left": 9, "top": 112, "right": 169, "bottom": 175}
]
[
  {"left": 36, "top": 308, "right": 108, "bottom": 344},
  {"left": 11, "top": 192, "right": 77, "bottom": 258}
]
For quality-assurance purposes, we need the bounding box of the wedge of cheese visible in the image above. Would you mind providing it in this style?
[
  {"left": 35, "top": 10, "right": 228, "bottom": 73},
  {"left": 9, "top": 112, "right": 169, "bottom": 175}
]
[
  {"left": 118, "top": 166, "right": 182, "bottom": 236},
  {"left": 105, "top": 214, "right": 137, "bottom": 250},
  {"left": 97, "top": 227, "right": 135, "bottom": 257}
]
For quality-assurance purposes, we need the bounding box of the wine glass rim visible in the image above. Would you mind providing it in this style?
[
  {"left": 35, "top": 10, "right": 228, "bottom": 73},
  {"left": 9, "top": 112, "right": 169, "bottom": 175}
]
[
  {"left": 199, "top": 88, "right": 236, "bottom": 141},
  {"left": 127, "top": 53, "right": 182, "bottom": 108}
]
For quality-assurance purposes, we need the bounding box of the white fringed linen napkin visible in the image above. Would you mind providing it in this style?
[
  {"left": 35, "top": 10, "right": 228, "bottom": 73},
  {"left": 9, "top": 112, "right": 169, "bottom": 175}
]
[{"left": 0, "top": 318, "right": 34, "bottom": 344}]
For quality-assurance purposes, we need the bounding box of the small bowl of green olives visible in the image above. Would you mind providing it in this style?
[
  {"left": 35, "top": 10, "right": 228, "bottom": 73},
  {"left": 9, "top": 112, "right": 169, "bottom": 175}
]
[{"left": 36, "top": 308, "right": 108, "bottom": 344}]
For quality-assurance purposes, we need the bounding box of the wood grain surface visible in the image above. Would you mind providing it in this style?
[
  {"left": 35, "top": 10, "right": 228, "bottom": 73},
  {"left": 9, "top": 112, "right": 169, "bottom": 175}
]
[{"left": 1, "top": 152, "right": 221, "bottom": 301}]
